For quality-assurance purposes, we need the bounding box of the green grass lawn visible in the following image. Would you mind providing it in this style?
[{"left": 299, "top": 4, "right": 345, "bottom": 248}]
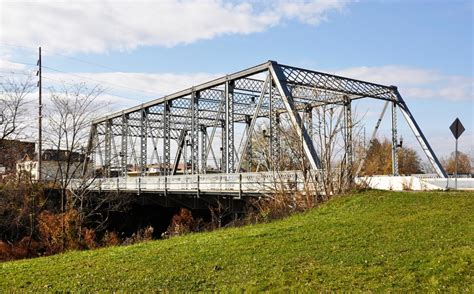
[{"left": 1, "top": 190, "right": 473, "bottom": 291}]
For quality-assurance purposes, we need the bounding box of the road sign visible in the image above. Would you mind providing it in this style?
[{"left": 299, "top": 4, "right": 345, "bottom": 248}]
[
  {"left": 449, "top": 118, "right": 465, "bottom": 189},
  {"left": 449, "top": 118, "right": 465, "bottom": 139}
]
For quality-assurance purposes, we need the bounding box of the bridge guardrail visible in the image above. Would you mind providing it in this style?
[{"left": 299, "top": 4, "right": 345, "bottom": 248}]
[{"left": 69, "top": 170, "right": 316, "bottom": 197}]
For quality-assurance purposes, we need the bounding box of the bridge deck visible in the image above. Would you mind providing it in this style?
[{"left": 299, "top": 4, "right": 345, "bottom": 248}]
[
  {"left": 73, "top": 171, "right": 311, "bottom": 198},
  {"left": 71, "top": 172, "right": 472, "bottom": 200}
]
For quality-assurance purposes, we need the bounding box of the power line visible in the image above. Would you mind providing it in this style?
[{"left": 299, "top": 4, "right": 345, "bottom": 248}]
[
  {"left": 1, "top": 43, "right": 124, "bottom": 72},
  {"left": 42, "top": 76, "right": 147, "bottom": 103},
  {"left": 2, "top": 43, "right": 166, "bottom": 98},
  {"left": 2, "top": 61, "right": 162, "bottom": 98},
  {"left": 0, "top": 70, "right": 34, "bottom": 76},
  {"left": 42, "top": 65, "right": 163, "bottom": 97},
  {"left": 43, "top": 50, "right": 124, "bottom": 72},
  {"left": 0, "top": 60, "right": 37, "bottom": 67}
]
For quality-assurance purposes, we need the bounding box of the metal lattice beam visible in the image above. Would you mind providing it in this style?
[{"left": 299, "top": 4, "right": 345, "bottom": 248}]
[{"left": 85, "top": 60, "right": 446, "bottom": 179}]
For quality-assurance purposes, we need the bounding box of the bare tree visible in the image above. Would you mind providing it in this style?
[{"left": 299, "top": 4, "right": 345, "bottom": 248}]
[
  {"left": 0, "top": 76, "right": 35, "bottom": 140},
  {"left": 44, "top": 83, "right": 131, "bottom": 241},
  {"left": 45, "top": 83, "right": 104, "bottom": 185},
  {"left": 245, "top": 101, "right": 365, "bottom": 199}
]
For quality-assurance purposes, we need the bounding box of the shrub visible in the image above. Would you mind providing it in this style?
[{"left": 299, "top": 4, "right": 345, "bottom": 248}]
[
  {"left": 122, "top": 226, "right": 154, "bottom": 245},
  {"left": 37, "top": 209, "right": 82, "bottom": 254},
  {"left": 163, "top": 208, "right": 201, "bottom": 238},
  {"left": 101, "top": 231, "right": 121, "bottom": 247},
  {"left": 82, "top": 228, "right": 98, "bottom": 249}
]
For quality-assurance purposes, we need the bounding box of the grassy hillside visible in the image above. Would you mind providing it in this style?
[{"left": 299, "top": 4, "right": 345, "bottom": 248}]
[{"left": 1, "top": 190, "right": 473, "bottom": 291}]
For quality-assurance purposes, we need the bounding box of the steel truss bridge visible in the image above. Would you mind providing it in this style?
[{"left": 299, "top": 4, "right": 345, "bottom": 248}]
[{"left": 80, "top": 60, "right": 447, "bottom": 198}]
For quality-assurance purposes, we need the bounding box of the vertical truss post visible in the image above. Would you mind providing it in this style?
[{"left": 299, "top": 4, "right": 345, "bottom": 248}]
[
  {"left": 191, "top": 90, "right": 199, "bottom": 174},
  {"left": 391, "top": 102, "right": 399, "bottom": 176},
  {"left": 104, "top": 120, "right": 112, "bottom": 177},
  {"left": 343, "top": 96, "right": 353, "bottom": 181},
  {"left": 245, "top": 115, "right": 252, "bottom": 172},
  {"left": 220, "top": 120, "right": 226, "bottom": 172},
  {"left": 200, "top": 125, "right": 207, "bottom": 173},
  {"left": 269, "top": 63, "right": 321, "bottom": 171},
  {"left": 140, "top": 108, "right": 148, "bottom": 176},
  {"left": 183, "top": 131, "right": 188, "bottom": 175},
  {"left": 163, "top": 101, "right": 171, "bottom": 176},
  {"left": 304, "top": 105, "right": 313, "bottom": 173},
  {"left": 304, "top": 105, "right": 313, "bottom": 142},
  {"left": 97, "top": 126, "right": 104, "bottom": 167},
  {"left": 269, "top": 76, "right": 280, "bottom": 170},
  {"left": 121, "top": 113, "right": 128, "bottom": 177},
  {"left": 225, "top": 79, "right": 235, "bottom": 173},
  {"left": 82, "top": 124, "right": 97, "bottom": 177}
]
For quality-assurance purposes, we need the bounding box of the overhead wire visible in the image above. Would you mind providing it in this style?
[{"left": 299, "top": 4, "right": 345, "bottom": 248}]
[
  {"left": 1, "top": 42, "right": 166, "bottom": 102},
  {"left": 1, "top": 43, "right": 124, "bottom": 72},
  {"left": 41, "top": 76, "right": 148, "bottom": 104},
  {"left": 41, "top": 65, "right": 163, "bottom": 97}
]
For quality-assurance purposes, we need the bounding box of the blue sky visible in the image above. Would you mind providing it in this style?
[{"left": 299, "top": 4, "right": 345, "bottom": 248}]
[{"left": 0, "top": 0, "right": 472, "bottom": 159}]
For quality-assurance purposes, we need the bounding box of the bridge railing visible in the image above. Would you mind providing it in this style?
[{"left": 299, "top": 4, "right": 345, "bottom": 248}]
[{"left": 69, "top": 170, "right": 319, "bottom": 197}]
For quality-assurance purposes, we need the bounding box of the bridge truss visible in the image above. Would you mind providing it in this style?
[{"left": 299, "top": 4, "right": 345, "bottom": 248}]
[{"left": 84, "top": 61, "right": 447, "bottom": 180}]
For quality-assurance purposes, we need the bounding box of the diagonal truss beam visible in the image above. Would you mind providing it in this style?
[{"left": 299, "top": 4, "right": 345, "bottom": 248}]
[
  {"left": 236, "top": 74, "right": 270, "bottom": 172},
  {"left": 269, "top": 63, "right": 322, "bottom": 170},
  {"left": 394, "top": 89, "right": 447, "bottom": 178}
]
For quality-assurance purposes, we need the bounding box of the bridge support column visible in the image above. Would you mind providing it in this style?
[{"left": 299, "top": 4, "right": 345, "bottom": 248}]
[
  {"left": 343, "top": 96, "right": 353, "bottom": 182},
  {"left": 225, "top": 79, "right": 235, "bottom": 173},
  {"left": 121, "top": 114, "right": 128, "bottom": 177},
  {"left": 183, "top": 132, "right": 188, "bottom": 175},
  {"left": 304, "top": 105, "right": 313, "bottom": 144},
  {"left": 104, "top": 120, "right": 112, "bottom": 177},
  {"left": 200, "top": 125, "right": 207, "bottom": 173},
  {"left": 269, "top": 76, "right": 280, "bottom": 170},
  {"left": 391, "top": 102, "right": 399, "bottom": 176},
  {"left": 245, "top": 115, "right": 252, "bottom": 172},
  {"left": 140, "top": 108, "right": 148, "bottom": 176},
  {"left": 191, "top": 90, "right": 199, "bottom": 174},
  {"left": 304, "top": 105, "right": 313, "bottom": 172},
  {"left": 82, "top": 124, "right": 97, "bottom": 177},
  {"left": 163, "top": 101, "right": 171, "bottom": 176},
  {"left": 220, "top": 120, "right": 226, "bottom": 173}
]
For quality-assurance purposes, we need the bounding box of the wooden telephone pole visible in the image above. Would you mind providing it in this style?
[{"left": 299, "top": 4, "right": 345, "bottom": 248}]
[{"left": 37, "top": 47, "right": 42, "bottom": 181}]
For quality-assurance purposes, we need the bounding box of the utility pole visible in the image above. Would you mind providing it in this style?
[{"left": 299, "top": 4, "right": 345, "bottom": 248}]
[{"left": 36, "top": 47, "right": 42, "bottom": 181}]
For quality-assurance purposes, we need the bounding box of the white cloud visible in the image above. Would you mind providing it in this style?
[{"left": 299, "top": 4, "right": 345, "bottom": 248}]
[
  {"left": 2, "top": 57, "right": 472, "bottom": 103},
  {"left": 334, "top": 65, "right": 473, "bottom": 101},
  {"left": 0, "top": 0, "right": 348, "bottom": 54},
  {"left": 43, "top": 71, "right": 221, "bottom": 103},
  {"left": 277, "top": 0, "right": 348, "bottom": 25},
  {"left": 0, "top": 53, "right": 28, "bottom": 70}
]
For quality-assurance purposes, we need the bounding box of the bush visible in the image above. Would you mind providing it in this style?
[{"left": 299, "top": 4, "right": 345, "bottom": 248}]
[
  {"left": 101, "top": 231, "right": 121, "bottom": 247},
  {"left": 82, "top": 228, "right": 98, "bottom": 249},
  {"left": 122, "top": 226, "right": 154, "bottom": 246},
  {"left": 37, "top": 209, "right": 83, "bottom": 254},
  {"left": 163, "top": 209, "right": 201, "bottom": 238}
]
